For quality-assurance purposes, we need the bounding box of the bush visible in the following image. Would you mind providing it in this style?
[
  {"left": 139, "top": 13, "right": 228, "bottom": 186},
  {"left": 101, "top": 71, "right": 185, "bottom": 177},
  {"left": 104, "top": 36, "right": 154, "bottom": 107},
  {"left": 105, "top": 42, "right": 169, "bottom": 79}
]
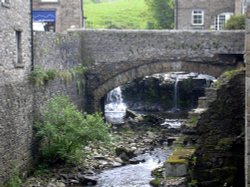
[
  {"left": 35, "top": 96, "right": 111, "bottom": 164},
  {"left": 225, "top": 15, "right": 245, "bottom": 30}
]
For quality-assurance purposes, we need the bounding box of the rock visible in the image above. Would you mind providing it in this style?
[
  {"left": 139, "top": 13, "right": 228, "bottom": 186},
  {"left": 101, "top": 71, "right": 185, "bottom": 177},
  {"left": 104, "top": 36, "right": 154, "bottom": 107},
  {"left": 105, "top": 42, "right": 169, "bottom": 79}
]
[
  {"left": 55, "top": 182, "right": 65, "bottom": 187},
  {"left": 47, "top": 183, "right": 57, "bottom": 187},
  {"left": 115, "top": 146, "right": 136, "bottom": 160},
  {"left": 125, "top": 109, "right": 141, "bottom": 119},
  {"left": 112, "top": 161, "right": 122, "bottom": 167},
  {"left": 165, "top": 163, "right": 187, "bottom": 177},
  {"left": 129, "top": 157, "right": 146, "bottom": 164},
  {"left": 79, "top": 175, "right": 98, "bottom": 185}
]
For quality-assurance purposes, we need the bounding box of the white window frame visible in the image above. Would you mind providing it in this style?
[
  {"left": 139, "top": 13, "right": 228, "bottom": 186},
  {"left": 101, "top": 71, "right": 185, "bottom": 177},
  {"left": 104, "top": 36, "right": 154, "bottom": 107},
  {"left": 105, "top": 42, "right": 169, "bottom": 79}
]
[
  {"left": 215, "top": 12, "right": 233, "bottom": 30},
  {"left": 192, "top": 9, "right": 204, "bottom": 25},
  {"left": 40, "top": 0, "right": 59, "bottom": 2},
  {"left": 1, "top": 0, "right": 10, "bottom": 7}
]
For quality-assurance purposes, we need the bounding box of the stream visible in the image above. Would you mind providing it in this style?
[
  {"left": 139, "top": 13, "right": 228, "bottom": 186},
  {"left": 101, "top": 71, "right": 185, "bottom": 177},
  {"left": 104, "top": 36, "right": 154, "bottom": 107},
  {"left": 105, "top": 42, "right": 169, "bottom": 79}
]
[{"left": 96, "top": 148, "right": 172, "bottom": 187}]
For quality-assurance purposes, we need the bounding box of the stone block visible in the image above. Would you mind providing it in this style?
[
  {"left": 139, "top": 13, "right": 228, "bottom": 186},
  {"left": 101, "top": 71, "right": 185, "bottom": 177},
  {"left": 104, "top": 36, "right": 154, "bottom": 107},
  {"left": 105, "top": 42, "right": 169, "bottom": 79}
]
[{"left": 165, "top": 163, "right": 188, "bottom": 177}]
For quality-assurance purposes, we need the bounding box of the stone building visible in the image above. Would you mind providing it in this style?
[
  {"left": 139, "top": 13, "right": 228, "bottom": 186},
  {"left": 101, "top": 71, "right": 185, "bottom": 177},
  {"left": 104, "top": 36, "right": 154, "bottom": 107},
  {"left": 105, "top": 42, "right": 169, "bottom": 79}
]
[
  {"left": 32, "top": 0, "right": 84, "bottom": 32},
  {"left": 174, "top": 0, "right": 244, "bottom": 30},
  {"left": 0, "top": 0, "right": 32, "bottom": 84},
  {"left": 0, "top": 0, "right": 33, "bottom": 184}
]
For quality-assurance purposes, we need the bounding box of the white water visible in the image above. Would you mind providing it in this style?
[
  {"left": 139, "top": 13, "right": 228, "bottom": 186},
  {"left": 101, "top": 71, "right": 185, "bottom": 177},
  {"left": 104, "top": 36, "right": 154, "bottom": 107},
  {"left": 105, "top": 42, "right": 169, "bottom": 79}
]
[
  {"left": 105, "top": 86, "right": 127, "bottom": 124},
  {"left": 96, "top": 148, "right": 172, "bottom": 187}
]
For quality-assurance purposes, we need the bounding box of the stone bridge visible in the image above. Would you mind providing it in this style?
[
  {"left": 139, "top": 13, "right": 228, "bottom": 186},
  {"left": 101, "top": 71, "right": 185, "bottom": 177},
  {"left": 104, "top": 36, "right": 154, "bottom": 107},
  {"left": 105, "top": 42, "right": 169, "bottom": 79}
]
[
  {"left": 33, "top": 30, "right": 245, "bottom": 112},
  {"left": 76, "top": 30, "right": 244, "bottom": 112}
]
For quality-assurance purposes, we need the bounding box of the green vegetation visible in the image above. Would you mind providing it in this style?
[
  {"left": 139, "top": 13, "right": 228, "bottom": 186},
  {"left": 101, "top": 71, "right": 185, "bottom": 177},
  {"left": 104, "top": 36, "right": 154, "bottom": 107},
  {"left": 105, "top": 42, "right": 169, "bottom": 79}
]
[
  {"left": 225, "top": 15, "right": 245, "bottom": 30},
  {"left": 84, "top": 0, "right": 174, "bottom": 29},
  {"left": 35, "top": 96, "right": 111, "bottom": 164},
  {"left": 188, "top": 179, "right": 198, "bottom": 187},
  {"left": 213, "top": 69, "right": 242, "bottom": 88},
  {"left": 28, "top": 64, "right": 87, "bottom": 87},
  {"left": 149, "top": 178, "right": 161, "bottom": 187},
  {"left": 28, "top": 69, "right": 57, "bottom": 86},
  {"left": 187, "top": 116, "right": 198, "bottom": 127},
  {"left": 145, "top": 0, "right": 174, "bottom": 29},
  {"left": 166, "top": 147, "right": 195, "bottom": 164},
  {"left": 216, "top": 138, "right": 233, "bottom": 150},
  {"left": 5, "top": 169, "right": 22, "bottom": 187}
]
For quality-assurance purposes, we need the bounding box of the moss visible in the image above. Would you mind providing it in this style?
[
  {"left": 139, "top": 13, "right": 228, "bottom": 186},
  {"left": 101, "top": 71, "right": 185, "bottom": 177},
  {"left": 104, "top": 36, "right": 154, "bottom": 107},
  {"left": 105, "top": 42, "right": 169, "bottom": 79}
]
[
  {"left": 151, "top": 166, "right": 164, "bottom": 178},
  {"left": 187, "top": 116, "right": 198, "bottom": 127},
  {"left": 216, "top": 138, "right": 233, "bottom": 150},
  {"left": 166, "top": 147, "right": 195, "bottom": 164},
  {"left": 188, "top": 179, "right": 198, "bottom": 187},
  {"left": 149, "top": 178, "right": 161, "bottom": 187},
  {"left": 213, "top": 69, "right": 242, "bottom": 88}
]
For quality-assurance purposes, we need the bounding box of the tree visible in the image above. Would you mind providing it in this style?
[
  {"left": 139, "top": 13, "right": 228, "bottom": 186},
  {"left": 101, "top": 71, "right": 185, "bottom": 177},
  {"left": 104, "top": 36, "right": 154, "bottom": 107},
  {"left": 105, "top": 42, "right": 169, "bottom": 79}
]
[{"left": 145, "top": 0, "right": 174, "bottom": 29}]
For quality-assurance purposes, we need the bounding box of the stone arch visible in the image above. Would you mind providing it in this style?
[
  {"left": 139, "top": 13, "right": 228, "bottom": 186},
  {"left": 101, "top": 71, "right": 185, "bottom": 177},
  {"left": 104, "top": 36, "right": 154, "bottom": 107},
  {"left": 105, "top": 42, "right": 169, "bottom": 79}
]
[{"left": 86, "top": 60, "right": 238, "bottom": 112}]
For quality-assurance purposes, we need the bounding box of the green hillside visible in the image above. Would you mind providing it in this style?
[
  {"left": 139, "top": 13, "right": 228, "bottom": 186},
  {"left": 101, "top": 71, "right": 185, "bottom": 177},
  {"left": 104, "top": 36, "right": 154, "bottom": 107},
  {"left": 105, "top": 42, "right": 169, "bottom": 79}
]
[{"left": 84, "top": 0, "right": 152, "bottom": 29}]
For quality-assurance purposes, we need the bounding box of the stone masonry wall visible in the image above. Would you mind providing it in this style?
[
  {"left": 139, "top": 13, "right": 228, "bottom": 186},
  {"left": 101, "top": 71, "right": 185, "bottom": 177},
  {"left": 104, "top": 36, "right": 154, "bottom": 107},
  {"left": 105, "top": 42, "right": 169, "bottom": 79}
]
[
  {"left": 175, "top": 0, "right": 235, "bottom": 30},
  {"left": 192, "top": 70, "right": 245, "bottom": 187},
  {"left": 0, "top": 0, "right": 34, "bottom": 184},
  {"left": 0, "top": 0, "right": 32, "bottom": 85},
  {"left": 246, "top": 3, "right": 250, "bottom": 186}
]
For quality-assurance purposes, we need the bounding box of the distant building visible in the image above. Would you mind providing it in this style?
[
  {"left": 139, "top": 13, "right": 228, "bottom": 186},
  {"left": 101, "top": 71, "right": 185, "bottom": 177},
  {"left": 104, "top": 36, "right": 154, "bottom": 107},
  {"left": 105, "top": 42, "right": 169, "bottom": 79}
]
[
  {"left": 174, "top": 0, "right": 244, "bottom": 30},
  {"left": 32, "top": 0, "right": 84, "bottom": 32}
]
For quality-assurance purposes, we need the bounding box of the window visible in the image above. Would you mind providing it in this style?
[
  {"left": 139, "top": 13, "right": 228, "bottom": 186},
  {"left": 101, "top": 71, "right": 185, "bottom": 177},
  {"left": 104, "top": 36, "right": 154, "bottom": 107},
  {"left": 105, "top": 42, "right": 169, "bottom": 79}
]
[
  {"left": 214, "top": 12, "right": 233, "bottom": 30},
  {"left": 1, "top": 0, "right": 10, "bottom": 7},
  {"left": 192, "top": 10, "right": 204, "bottom": 25},
  {"left": 16, "top": 31, "right": 22, "bottom": 65},
  {"left": 1, "top": 0, "right": 10, "bottom": 3}
]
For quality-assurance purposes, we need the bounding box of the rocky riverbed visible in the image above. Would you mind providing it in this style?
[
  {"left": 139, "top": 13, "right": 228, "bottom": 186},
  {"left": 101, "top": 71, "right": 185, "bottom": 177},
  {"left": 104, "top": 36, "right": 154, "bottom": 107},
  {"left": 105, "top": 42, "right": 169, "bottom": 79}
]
[{"left": 22, "top": 115, "right": 184, "bottom": 187}]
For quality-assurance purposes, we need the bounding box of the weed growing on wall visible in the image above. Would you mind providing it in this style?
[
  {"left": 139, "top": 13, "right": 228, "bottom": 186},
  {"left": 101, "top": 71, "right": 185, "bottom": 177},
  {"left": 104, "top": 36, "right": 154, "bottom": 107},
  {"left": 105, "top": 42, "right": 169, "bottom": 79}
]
[
  {"left": 5, "top": 169, "right": 22, "bottom": 187},
  {"left": 28, "top": 64, "right": 87, "bottom": 87},
  {"left": 35, "top": 96, "right": 111, "bottom": 164}
]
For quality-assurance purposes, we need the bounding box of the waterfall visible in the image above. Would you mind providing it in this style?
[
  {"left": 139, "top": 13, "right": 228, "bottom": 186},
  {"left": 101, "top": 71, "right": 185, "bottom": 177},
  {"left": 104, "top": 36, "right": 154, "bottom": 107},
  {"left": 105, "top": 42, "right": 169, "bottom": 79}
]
[
  {"left": 173, "top": 76, "right": 179, "bottom": 110},
  {"left": 171, "top": 75, "right": 181, "bottom": 112},
  {"left": 105, "top": 86, "right": 127, "bottom": 124}
]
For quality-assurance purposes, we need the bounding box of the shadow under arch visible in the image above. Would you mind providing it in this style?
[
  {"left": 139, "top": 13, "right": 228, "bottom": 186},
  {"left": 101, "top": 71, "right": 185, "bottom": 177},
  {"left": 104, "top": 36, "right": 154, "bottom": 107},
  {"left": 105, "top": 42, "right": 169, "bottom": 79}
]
[{"left": 86, "top": 60, "right": 239, "bottom": 113}]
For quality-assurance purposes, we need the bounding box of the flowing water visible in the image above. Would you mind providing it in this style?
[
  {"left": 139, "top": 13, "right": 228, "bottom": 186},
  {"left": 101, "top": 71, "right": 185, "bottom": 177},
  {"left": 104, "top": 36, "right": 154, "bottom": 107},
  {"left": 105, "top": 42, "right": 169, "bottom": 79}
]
[
  {"left": 96, "top": 148, "right": 173, "bottom": 187},
  {"left": 105, "top": 86, "right": 127, "bottom": 124}
]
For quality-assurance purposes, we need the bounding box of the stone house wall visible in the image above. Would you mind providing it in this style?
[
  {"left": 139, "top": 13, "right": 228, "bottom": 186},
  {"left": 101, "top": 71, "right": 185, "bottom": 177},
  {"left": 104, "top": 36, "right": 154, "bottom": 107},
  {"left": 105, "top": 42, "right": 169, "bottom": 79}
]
[
  {"left": 32, "top": 0, "right": 83, "bottom": 32},
  {"left": 0, "top": 0, "right": 34, "bottom": 183},
  {"left": 175, "top": 0, "right": 238, "bottom": 30},
  {"left": 0, "top": 0, "right": 32, "bottom": 84}
]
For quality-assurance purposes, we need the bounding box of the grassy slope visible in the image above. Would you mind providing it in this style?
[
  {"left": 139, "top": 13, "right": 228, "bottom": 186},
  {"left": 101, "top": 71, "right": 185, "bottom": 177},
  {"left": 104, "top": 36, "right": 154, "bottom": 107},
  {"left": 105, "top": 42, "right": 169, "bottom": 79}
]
[{"left": 84, "top": 0, "right": 152, "bottom": 29}]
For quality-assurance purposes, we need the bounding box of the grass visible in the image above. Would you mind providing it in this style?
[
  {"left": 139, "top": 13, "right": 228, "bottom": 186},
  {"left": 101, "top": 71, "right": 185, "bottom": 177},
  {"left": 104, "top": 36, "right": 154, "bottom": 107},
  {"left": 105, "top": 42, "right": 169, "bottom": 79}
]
[
  {"left": 84, "top": 0, "right": 152, "bottom": 29},
  {"left": 166, "top": 147, "right": 195, "bottom": 164}
]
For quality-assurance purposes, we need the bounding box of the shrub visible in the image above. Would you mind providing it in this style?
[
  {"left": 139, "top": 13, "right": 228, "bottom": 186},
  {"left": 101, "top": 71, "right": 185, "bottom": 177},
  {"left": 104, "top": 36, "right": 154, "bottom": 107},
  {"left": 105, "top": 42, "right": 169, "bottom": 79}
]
[
  {"left": 225, "top": 15, "right": 245, "bottom": 30},
  {"left": 35, "top": 96, "right": 111, "bottom": 164}
]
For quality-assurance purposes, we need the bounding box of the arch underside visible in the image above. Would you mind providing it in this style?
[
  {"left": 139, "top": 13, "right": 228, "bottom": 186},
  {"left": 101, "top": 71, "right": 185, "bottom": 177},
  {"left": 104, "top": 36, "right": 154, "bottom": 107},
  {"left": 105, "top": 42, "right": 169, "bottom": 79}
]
[{"left": 86, "top": 60, "right": 241, "bottom": 112}]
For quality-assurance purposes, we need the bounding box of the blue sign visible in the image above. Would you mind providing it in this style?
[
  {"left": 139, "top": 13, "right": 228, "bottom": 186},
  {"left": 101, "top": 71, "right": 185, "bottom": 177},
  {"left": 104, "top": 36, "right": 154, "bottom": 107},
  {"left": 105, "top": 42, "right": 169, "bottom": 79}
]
[{"left": 33, "top": 10, "right": 56, "bottom": 22}]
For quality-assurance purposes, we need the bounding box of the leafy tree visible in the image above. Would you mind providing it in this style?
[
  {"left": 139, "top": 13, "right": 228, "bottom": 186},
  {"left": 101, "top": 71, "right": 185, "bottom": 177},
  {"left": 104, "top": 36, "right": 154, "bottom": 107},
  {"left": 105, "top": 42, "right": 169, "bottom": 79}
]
[
  {"left": 35, "top": 96, "right": 111, "bottom": 164},
  {"left": 224, "top": 15, "right": 245, "bottom": 30},
  {"left": 145, "top": 0, "right": 174, "bottom": 29}
]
